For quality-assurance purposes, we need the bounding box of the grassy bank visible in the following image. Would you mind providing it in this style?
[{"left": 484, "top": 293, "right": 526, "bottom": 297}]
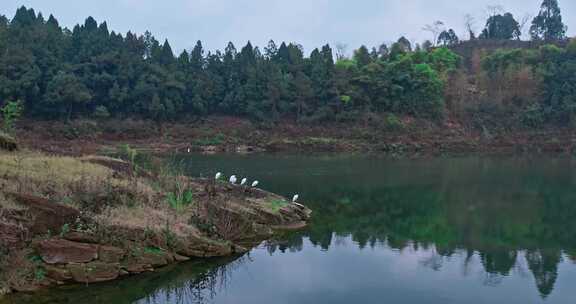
[{"left": 0, "top": 149, "right": 310, "bottom": 295}]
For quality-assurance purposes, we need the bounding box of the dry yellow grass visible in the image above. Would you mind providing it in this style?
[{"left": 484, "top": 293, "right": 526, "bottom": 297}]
[
  {"left": 0, "top": 193, "right": 25, "bottom": 211},
  {"left": 0, "top": 151, "right": 155, "bottom": 201},
  {"left": 80, "top": 155, "right": 127, "bottom": 163},
  {"left": 0, "top": 150, "right": 298, "bottom": 248},
  {"left": 0, "top": 151, "right": 197, "bottom": 240},
  {"left": 0, "top": 151, "right": 112, "bottom": 183},
  {"left": 94, "top": 205, "right": 198, "bottom": 237}
]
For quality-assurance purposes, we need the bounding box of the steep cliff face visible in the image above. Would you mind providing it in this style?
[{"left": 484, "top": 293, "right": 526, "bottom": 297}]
[{"left": 0, "top": 153, "right": 311, "bottom": 295}]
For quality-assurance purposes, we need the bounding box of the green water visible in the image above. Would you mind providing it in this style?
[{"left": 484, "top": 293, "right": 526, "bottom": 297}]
[{"left": 7, "top": 154, "right": 576, "bottom": 303}]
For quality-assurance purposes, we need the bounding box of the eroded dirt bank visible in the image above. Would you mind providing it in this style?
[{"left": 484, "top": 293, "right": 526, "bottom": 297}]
[{"left": 14, "top": 117, "right": 576, "bottom": 156}]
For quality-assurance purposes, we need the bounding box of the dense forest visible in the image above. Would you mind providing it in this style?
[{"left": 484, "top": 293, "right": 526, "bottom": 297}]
[{"left": 0, "top": 0, "right": 574, "bottom": 127}]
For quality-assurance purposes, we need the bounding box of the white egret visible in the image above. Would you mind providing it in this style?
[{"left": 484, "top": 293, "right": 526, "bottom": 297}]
[
  {"left": 187, "top": 148, "right": 191, "bottom": 153},
  {"left": 215, "top": 172, "right": 222, "bottom": 180},
  {"left": 229, "top": 175, "right": 237, "bottom": 184},
  {"left": 251, "top": 180, "right": 259, "bottom": 187},
  {"left": 240, "top": 178, "right": 247, "bottom": 186},
  {"left": 292, "top": 194, "right": 299, "bottom": 203}
]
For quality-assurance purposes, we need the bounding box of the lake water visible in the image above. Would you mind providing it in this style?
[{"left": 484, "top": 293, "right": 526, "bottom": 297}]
[{"left": 8, "top": 154, "right": 576, "bottom": 304}]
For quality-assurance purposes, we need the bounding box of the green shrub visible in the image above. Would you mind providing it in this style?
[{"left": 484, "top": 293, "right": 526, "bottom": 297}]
[
  {"left": 482, "top": 49, "right": 528, "bottom": 75},
  {"left": 93, "top": 105, "right": 111, "bottom": 120},
  {"left": 118, "top": 144, "right": 138, "bottom": 164},
  {"left": 193, "top": 133, "right": 226, "bottom": 146},
  {"left": 166, "top": 182, "right": 194, "bottom": 211},
  {"left": 1, "top": 100, "right": 23, "bottom": 134},
  {"left": 59, "top": 223, "right": 70, "bottom": 238},
  {"left": 268, "top": 199, "right": 287, "bottom": 213},
  {"left": 427, "top": 47, "right": 461, "bottom": 74},
  {"left": 340, "top": 95, "right": 352, "bottom": 104},
  {"left": 383, "top": 113, "right": 405, "bottom": 131},
  {"left": 59, "top": 120, "right": 101, "bottom": 140},
  {"left": 143, "top": 246, "right": 163, "bottom": 255},
  {"left": 522, "top": 104, "right": 546, "bottom": 128}
]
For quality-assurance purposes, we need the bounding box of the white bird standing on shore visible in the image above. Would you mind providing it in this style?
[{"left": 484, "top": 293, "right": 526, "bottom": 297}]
[
  {"left": 229, "top": 175, "right": 237, "bottom": 184},
  {"left": 251, "top": 180, "right": 259, "bottom": 187},
  {"left": 215, "top": 172, "right": 222, "bottom": 180},
  {"left": 292, "top": 194, "right": 299, "bottom": 203},
  {"left": 240, "top": 178, "right": 247, "bottom": 186}
]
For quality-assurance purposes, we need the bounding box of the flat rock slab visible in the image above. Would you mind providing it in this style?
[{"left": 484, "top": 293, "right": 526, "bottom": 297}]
[
  {"left": 179, "top": 239, "right": 233, "bottom": 258},
  {"left": 67, "top": 262, "right": 120, "bottom": 283},
  {"left": 44, "top": 265, "right": 73, "bottom": 282},
  {"left": 8, "top": 193, "right": 80, "bottom": 234},
  {"left": 172, "top": 253, "right": 190, "bottom": 262},
  {"left": 63, "top": 232, "right": 99, "bottom": 244},
  {"left": 98, "top": 245, "right": 125, "bottom": 263},
  {"left": 138, "top": 252, "right": 169, "bottom": 267},
  {"left": 37, "top": 239, "right": 98, "bottom": 264},
  {"left": 121, "top": 260, "right": 153, "bottom": 274}
]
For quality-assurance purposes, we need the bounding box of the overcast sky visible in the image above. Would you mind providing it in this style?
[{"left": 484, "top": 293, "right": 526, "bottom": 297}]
[{"left": 2, "top": 0, "right": 575, "bottom": 55}]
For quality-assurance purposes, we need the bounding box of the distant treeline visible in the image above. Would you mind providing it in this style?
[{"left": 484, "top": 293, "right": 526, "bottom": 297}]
[{"left": 0, "top": 0, "right": 573, "bottom": 126}]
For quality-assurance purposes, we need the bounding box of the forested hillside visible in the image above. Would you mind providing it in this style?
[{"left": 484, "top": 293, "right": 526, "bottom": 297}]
[
  {"left": 0, "top": 6, "right": 456, "bottom": 124},
  {"left": 0, "top": 0, "right": 574, "bottom": 130}
]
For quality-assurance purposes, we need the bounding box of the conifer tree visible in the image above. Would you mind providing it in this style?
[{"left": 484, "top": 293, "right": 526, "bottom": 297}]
[{"left": 530, "top": 0, "right": 567, "bottom": 41}]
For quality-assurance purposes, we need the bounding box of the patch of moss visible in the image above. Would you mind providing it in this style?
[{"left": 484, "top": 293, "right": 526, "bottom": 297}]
[
  {"left": 267, "top": 199, "right": 288, "bottom": 213},
  {"left": 143, "top": 246, "right": 164, "bottom": 255}
]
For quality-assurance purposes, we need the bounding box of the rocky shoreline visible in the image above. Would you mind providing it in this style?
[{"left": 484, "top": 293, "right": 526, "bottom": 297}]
[{"left": 0, "top": 154, "right": 311, "bottom": 297}]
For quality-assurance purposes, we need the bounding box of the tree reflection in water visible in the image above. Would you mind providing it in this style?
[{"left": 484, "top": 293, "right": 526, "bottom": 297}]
[{"left": 137, "top": 255, "right": 250, "bottom": 304}]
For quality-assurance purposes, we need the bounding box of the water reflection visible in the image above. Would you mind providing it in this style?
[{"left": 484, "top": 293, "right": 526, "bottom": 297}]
[
  {"left": 5, "top": 257, "right": 248, "bottom": 304},
  {"left": 277, "top": 177, "right": 575, "bottom": 298},
  {"left": 136, "top": 256, "right": 249, "bottom": 304},
  {"left": 264, "top": 235, "right": 566, "bottom": 299},
  {"left": 179, "top": 154, "right": 576, "bottom": 301}
]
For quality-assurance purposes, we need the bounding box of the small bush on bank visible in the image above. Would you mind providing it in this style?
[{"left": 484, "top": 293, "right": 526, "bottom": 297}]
[
  {"left": 268, "top": 199, "right": 288, "bottom": 213},
  {"left": 60, "top": 120, "right": 101, "bottom": 140},
  {"left": 193, "top": 133, "right": 226, "bottom": 146},
  {"left": 92, "top": 106, "right": 111, "bottom": 120},
  {"left": 1, "top": 100, "right": 23, "bottom": 134},
  {"left": 166, "top": 187, "right": 194, "bottom": 211},
  {"left": 383, "top": 114, "right": 405, "bottom": 131}
]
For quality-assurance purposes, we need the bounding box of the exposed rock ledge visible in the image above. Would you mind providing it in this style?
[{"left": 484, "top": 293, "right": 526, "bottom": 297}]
[{"left": 0, "top": 156, "right": 311, "bottom": 295}]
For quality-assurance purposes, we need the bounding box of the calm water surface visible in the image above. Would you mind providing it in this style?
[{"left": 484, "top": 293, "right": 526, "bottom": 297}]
[{"left": 8, "top": 154, "right": 576, "bottom": 304}]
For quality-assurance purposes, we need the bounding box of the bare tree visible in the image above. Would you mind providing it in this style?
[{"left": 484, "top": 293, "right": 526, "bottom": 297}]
[
  {"left": 485, "top": 5, "right": 504, "bottom": 18},
  {"left": 335, "top": 42, "right": 348, "bottom": 61},
  {"left": 422, "top": 21, "right": 445, "bottom": 46},
  {"left": 464, "top": 14, "right": 477, "bottom": 40},
  {"left": 377, "top": 43, "right": 389, "bottom": 58},
  {"left": 518, "top": 13, "right": 533, "bottom": 40}
]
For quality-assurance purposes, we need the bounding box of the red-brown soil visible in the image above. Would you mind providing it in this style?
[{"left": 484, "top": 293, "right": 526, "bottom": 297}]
[{"left": 13, "top": 116, "right": 576, "bottom": 156}]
